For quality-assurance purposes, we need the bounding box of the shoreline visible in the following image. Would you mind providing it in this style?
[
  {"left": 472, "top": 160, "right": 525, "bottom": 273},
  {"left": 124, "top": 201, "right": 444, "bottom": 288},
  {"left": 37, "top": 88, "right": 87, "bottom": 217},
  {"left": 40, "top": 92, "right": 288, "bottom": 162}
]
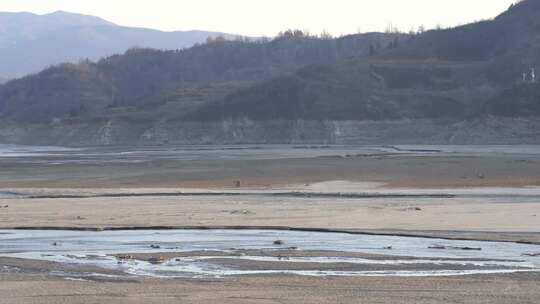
[
  {"left": 3, "top": 226, "right": 540, "bottom": 245},
  {"left": 3, "top": 230, "right": 539, "bottom": 280},
  {"left": 4, "top": 191, "right": 459, "bottom": 200},
  {"left": 2, "top": 154, "right": 540, "bottom": 189},
  {"left": 2, "top": 150, "right": 540, "bottom": 303}
]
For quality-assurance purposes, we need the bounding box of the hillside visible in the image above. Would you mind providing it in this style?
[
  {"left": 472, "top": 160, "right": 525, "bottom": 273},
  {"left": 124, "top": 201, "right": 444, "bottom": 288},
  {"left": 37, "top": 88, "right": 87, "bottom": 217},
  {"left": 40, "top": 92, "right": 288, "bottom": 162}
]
[
  {"left": 190, "top": 59, "right": 477, "bottom": 122},
  {"left": 0, "top": 0, "right": 540, "bottom": 146},
  {"left": 191, "top": 0, "right": 540, "bottom": 123},
  {"left": 483, "top": 82, "right": 540, "bottom": 117},
  {"left": 0, "top": 11, "right": 237, "bottom": 78},
  {"left": 0, "top": 32, "right": 403, "bottom": 123}
]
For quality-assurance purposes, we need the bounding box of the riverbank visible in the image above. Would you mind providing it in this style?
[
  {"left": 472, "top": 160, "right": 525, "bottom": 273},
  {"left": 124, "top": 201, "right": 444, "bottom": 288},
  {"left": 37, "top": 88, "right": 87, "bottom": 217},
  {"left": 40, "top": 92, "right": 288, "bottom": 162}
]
[
  {"left": 1, "top": 187, "right": 540, "bottom": 244},
  {"left": 3, "top": 229, "right": 537, "bottom": 277},
  {"left": 1, "top": 153, "right": 540, "bottom": 189},
  {"left": 2, "top": 148, "right": 540, "bottom": 303},
  {"left": 2, "top": 270, "right": 539, "bottom": 304}
]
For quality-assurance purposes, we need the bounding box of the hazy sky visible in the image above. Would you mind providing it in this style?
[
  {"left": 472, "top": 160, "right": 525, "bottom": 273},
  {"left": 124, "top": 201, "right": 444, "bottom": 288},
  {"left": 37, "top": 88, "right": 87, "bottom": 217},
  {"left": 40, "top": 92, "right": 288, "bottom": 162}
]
[{"left": 1, "top": 0, "right": 519, "bottom": 36}]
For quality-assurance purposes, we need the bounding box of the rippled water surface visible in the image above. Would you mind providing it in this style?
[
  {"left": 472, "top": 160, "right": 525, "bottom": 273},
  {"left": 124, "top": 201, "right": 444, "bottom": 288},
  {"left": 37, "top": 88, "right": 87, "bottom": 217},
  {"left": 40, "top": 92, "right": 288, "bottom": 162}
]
[
  {"left": 1, "top": 229, "right": 539, "bottom": 278},
  {"left": 2, "top": 144, "right": 540, "bottom": 164}
]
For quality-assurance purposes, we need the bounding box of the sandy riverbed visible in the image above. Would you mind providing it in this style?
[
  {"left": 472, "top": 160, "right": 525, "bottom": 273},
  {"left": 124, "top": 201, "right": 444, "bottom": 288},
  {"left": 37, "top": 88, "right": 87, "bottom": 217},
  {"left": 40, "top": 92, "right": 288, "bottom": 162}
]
[
  {"left": 2, "top": 270, "right": 540, "bottom": 304},
  {"left": 1, "top": 152, "right": 540, "bottom": 303},
  {"left": 1, "top": 154, "right": 540, "bottom": 189},
  {"left": 1, "top": 187, "right": 539, "bottom": 243}
]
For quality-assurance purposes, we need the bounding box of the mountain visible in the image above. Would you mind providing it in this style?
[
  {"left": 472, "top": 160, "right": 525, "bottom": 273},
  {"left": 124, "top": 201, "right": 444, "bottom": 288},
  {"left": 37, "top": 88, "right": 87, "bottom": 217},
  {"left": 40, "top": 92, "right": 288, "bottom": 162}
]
[
  {"left": 1, "top": 0, "right": 540, "bottom": 146},
  {"left": 0, "top": 10, "right": 114, "bottom": 34},
  {"left": 0, "top": 11, "right": 238, "bottom": 78},
  {"left": 0, "top": 32, "right": 403, "bottom": 123},
  {"left": 483, "top": 82, "right": 540, "bottom": 117},
  {"left": 191, "top": 0, "right": 540, "bottom": 123},
  {"left": 0, "top": 77, "right": 8, "bottom": 85}
]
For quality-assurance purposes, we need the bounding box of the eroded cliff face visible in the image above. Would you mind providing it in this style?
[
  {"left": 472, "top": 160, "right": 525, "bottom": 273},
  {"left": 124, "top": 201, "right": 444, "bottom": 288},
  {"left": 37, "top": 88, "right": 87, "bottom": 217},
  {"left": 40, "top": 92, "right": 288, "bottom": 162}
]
[{"left": 1, "top": 117, "right": 539, "bottom": 147}]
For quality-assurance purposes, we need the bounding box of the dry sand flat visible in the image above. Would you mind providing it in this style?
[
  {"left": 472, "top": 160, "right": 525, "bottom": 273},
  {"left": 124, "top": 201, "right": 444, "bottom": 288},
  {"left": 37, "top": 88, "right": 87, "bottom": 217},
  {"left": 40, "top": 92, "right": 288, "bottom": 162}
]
[
  {"left": 1, "top": 155, "right": 540, "bottom": 189},
  {"left": 2, "top": 272, "right": 540, "bottom": 304},
  {"left": 1, "top": 152, "right": 540, "bottom": 303},
  {"left": 0, "top": 194, "right": 536, "bottom": 232},
  {"left": 1, "top": 187, "right": 539, "bottom": 243}
]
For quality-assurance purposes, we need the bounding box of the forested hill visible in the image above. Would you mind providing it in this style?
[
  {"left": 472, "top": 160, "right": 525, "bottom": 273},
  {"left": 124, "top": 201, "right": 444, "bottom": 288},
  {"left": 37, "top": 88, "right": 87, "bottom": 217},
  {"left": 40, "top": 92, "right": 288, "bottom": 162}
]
[
  {"left": 0, "top": 31, "right": 403, "bottom": 122},
  {"left": 0, "top": 0, "right": 540, "bottom": 146},
  {"left": 191, "top": 0, "right": 540, "bottom": 122}
]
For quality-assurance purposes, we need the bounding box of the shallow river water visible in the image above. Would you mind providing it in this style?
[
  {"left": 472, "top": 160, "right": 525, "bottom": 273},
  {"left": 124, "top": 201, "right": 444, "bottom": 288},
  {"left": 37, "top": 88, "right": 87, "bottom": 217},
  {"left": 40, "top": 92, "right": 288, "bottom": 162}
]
[
  {"left": 1, "top": 229, "right": 539, "bottom": 279},
  {"left": 2, "top": 144, "right": 540, "bottom": 164}
]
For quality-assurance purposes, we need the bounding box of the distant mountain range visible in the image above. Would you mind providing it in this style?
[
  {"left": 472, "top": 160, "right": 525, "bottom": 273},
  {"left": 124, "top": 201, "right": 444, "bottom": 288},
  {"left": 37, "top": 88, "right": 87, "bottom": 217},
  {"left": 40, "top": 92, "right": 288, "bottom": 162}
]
[
  {"left": 0, "top": 10, "right": 238, "bottom": 78},
  {"left": 0, "top": 1, "right": 539, "bottom": 146}
]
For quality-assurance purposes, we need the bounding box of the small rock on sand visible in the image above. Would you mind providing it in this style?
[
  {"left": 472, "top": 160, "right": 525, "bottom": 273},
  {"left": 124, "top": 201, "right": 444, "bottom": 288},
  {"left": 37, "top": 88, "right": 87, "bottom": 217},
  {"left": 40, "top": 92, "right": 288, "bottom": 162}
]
[
  {"left": 459, "top": 247, "right": 482, "bottom": 251},
  {"left": 148, "top": 256, "right": 165, "bottom": 264},
  {"left": 402, "top": 207, "right": 422, "bottom": 212},
  {"left": 118, "top": 255, "right": 134, "bottom": 260},
  {"left": 429, "top": 245, "right": 481, "bottom": 251},
  {"left": 229, "top": 209, "right": 253, "bottom": 215}
]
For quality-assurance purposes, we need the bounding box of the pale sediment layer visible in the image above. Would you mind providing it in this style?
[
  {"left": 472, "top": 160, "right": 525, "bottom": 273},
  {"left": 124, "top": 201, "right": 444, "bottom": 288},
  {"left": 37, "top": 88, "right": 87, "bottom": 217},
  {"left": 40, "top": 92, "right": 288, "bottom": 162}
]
[
  {"left": 2, "top": 154, "right": 540, "bottom": 243},
  {"left": 1, "top": 266, "right": 539, "bottom": 304},
  {"left": 1, "top": 117, "right": 540, "bottom": 146},
  {"left": 1, "top": 189, "right": 540, "bottom": 244},
  {"left": 2, "top": 154, "right": 540, "bottom": 189},
  {"left": 1, "top": 151, "right": 540, "bottom": 303}
]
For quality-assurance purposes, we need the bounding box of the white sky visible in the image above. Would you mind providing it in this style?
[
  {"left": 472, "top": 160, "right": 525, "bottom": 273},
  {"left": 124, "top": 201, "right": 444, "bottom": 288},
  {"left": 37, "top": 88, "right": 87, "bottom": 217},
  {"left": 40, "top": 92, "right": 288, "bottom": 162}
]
[{"left": 1, "top": 0, "right": 519, "bottom": 36}]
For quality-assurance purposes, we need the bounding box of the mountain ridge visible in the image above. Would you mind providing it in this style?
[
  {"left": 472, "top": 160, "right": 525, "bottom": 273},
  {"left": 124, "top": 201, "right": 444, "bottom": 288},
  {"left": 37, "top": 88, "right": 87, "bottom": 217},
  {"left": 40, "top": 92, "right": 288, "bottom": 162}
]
[
  {"left": 0, "top": 11, "right": 241, "bottom": 78},
  {"left": 1, "top": 0, "right": 539, "bottom": 146}
]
